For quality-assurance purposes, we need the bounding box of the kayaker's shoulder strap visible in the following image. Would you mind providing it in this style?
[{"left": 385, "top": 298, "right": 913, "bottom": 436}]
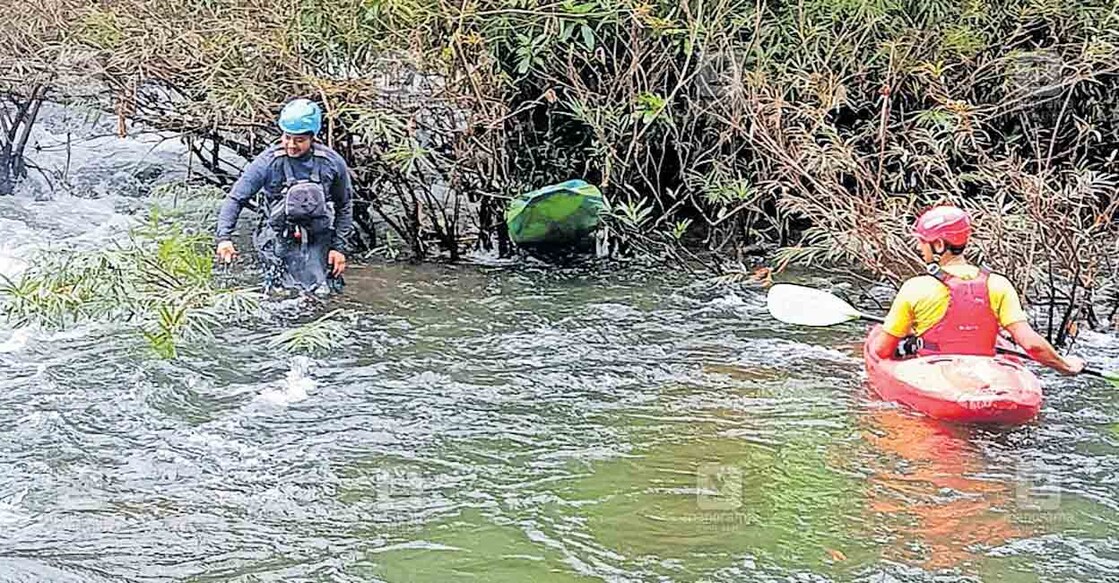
[
  {"left": 925, "top": 263, "right": 952, "bottom": 286},
  {"left": 925, "top": 264, "right": 992, "bottom": 287}
]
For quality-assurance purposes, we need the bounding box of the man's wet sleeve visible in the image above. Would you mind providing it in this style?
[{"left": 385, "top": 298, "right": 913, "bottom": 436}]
[
  {"left": 216, "top": 154, "right": 270, "bottom": 241},
  {"left": 330, "top": 159, "right": 354, "bottom": 253}
]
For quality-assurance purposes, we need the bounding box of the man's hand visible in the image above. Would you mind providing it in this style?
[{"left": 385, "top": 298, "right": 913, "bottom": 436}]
[
  {"left": 1006, "top": 321, "right": 1086, "bottom": 377},
  {"left": 328, "top": 250, "right": 347, "bottom": 277},
  {"left": 1062, "top": 355, "right": 1086, "bottom": 376},
  {"left": 216, "top": 240, "right": 238, "bottom": 263}
]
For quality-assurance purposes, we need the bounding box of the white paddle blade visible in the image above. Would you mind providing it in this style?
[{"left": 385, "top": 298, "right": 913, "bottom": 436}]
[{"left": 766, "top": 284, "right": 865, "bottom": 327}]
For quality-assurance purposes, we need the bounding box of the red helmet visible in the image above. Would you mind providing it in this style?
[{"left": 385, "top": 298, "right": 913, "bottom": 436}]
[{"left": 913, "top": 205, "right": 971, "bottom": 246}]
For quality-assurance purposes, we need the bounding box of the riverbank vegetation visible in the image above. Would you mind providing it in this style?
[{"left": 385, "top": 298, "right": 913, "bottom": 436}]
[
  {"left": 0, "top": 185, "right": 349, "bottom": 357},
  {"left": 2, "top": 1, "right": 1117, "bottom": 346},
  {"left": 0, "top": 189, "right": 254, "bottom": 357}
]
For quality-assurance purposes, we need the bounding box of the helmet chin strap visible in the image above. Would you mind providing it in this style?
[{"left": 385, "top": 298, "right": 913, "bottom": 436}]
[{"left": 925, "top": 242, "right": 945, "bottom": 276}]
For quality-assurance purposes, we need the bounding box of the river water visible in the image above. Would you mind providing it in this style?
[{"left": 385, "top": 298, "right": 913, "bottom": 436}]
[{"left": 1, "top": 116, "right": 1118, "bottom": 582}]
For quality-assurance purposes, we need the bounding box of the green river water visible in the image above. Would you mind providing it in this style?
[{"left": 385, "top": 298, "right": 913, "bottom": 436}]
[{"left": 2, "top": 252, "right": 1117, "bottom": 582}]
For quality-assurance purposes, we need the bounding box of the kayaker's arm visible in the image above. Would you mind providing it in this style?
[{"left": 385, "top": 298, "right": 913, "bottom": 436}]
[
  {"left": 870, "top": 329, "right": 902, "bottom": 360},
  {"left": 875, "top": 290, "right": 915, "bottom": 360},
  {"left": 1005, "top": 322, "right": 1086, "bottom": 375}
]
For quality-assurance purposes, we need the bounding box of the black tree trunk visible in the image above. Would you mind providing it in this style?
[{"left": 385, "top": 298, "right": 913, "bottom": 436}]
[
  {"left": 0, "top": 141, "right": 12, "bottom": 196},
  {"left": 0, "top": 85, "right": 46, "bottom": 195}
]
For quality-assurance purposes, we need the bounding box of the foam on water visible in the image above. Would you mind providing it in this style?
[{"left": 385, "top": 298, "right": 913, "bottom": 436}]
[
  {"left": 256, "top": 356, "right": 317, "bottom": 406},
  {"left": 0, "top": 328, "right": 32, "bottom": 354}
]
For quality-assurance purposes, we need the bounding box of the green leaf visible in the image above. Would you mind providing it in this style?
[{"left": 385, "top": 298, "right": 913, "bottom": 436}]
[
  {"left": 559, "top": 20, "right": 573, "bottom": 42},
  {"left": 580, "top": 24, "right": 595, "bottom": 51},
  {"left": 635, "top": 92, "right": 667, "bottom": 125},
  {"left": 672, "top": 219, "right": 692, "bottom": 240},
  {"left": 564, "top": 1, "right": 598, "bottom": 15},
  {"left": 267, "top": 309, "right": 349, "bottom": 355}
]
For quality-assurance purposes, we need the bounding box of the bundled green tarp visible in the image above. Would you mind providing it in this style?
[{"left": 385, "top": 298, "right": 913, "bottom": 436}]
[{"left": 505, "top": 179, "right": 605, "bottom": 249}]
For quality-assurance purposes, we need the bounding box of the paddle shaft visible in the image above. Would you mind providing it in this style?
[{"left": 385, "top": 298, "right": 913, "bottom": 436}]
[{"left": 853, "top": 313, "right": 1108, "bottom": 379}]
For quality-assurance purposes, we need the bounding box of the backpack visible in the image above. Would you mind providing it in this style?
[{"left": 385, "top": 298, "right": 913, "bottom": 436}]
[{"left": 268, "top": 147, "right": 330, "bottom": 232}]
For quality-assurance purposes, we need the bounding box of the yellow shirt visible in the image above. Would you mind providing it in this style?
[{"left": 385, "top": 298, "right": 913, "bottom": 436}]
[{"left": 881, "top": 264, "right": 1028, "bottom": 338}]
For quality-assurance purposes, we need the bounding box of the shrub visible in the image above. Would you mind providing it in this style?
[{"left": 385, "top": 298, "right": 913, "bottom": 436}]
[{"left": 2, "top": 1, "right": 1116, "bottom": 338}]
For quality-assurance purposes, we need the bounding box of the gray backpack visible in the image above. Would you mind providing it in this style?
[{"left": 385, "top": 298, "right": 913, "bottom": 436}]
[{"left": 269, "top": 148, "right": 330, "bottom": 231}]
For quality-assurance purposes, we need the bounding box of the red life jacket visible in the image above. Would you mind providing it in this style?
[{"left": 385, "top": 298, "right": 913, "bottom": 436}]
[{"left": 917, "top": 267, "right": 1000, "bottom": 357}]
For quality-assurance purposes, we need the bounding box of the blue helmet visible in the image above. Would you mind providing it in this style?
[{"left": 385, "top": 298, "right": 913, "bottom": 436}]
[{"left": 278, "top": 99, "right": 322, "bottom": 135}]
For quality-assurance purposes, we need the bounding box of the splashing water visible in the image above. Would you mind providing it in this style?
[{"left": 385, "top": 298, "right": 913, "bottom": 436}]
[
  {"left": 256, "top": 356, "right": 316, "bottom": 406},
  {"left": 0, "top": 328, "right": 32, "bottom": 354}
]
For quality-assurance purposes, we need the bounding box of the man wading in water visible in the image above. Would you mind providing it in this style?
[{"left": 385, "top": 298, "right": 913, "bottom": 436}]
[{"left": 215, "top": 99, "right": 353, "bottom": 294}]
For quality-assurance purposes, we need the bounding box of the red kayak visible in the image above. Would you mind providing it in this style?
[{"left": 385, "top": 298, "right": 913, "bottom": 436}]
[{"left": 863, "top": 326, "right": 1043, "bottom": 424}]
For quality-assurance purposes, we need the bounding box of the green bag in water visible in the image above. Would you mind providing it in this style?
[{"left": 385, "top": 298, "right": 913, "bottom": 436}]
[{"left": 505, "top": 179, "right": 605, "bottom": 249}]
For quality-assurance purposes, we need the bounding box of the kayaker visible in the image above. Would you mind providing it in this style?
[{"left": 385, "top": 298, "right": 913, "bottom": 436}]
[
  {"left": 869, "top": 205, "right": 1085, "bottom": 375},
  {"left": 215, "top": 98, "right": 354, "bottom": 294}
]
